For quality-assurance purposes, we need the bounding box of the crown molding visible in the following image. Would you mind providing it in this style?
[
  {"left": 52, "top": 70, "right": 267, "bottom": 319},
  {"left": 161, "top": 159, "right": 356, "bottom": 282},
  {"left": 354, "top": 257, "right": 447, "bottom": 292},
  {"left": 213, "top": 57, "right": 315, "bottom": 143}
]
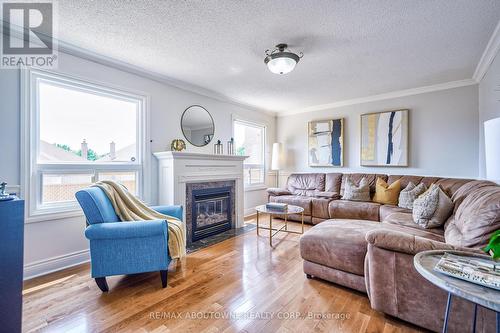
[
  {"left": 56, "top": 41, "right": 277, "bottom": 116},
  {"left": 277, "top": 79, "right": 477, "bottom": 116},
  {"left": 473, "top": 20, "right": 500, "bottom": 82},
  {"left": 1, "top": 21, "right": 276, "bottom": 116}
]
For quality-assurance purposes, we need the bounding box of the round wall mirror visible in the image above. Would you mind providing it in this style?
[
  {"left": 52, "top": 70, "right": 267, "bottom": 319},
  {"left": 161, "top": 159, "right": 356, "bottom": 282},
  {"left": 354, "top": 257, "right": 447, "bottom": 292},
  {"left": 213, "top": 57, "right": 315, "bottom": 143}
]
[{"left": 180, "top": 105, "right": 215, "bottom": 147}]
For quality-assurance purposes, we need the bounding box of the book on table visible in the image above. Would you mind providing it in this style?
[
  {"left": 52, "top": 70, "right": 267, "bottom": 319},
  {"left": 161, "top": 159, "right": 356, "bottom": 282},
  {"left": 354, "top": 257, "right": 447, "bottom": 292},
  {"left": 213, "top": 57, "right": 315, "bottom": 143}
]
[
  {"left": 265, "top": 202, "right": 288, "bottom": 212},
  {"left": 433, "top": 253, "right": 500, "bottom": 291}
]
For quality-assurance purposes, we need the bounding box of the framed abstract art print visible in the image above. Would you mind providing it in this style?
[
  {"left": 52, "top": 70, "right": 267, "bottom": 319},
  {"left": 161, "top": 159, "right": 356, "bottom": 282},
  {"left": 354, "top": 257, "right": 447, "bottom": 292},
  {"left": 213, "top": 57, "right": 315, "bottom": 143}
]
[
  {"left": 308, "top": 118, "right": 344, "bottom": 167},
  {"left": 360, "top": 109, "right": 408, "bottom": 166}
]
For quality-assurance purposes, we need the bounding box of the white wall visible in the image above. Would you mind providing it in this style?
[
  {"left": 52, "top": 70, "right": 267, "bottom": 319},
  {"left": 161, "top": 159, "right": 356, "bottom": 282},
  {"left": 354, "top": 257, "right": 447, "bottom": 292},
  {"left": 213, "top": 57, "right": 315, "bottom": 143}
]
[
  {"left": 0, "top": 51, "right": 275, "bottom": 278},
  {"left": 479, "top": 51, "right": 500, "bottom": 178},
  {"left": 277, "top": 85, "right": 479, "bottom": 179}
]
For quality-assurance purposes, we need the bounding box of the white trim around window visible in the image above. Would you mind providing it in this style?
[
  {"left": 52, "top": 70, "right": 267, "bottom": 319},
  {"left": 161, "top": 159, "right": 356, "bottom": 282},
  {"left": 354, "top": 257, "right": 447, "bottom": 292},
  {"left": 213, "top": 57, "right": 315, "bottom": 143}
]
[
  {"left": 21, "top": 68, "right": 151, "bottom": 223},
  {"left": 231, "top": 116, "right": 267, "bottom": 190}
]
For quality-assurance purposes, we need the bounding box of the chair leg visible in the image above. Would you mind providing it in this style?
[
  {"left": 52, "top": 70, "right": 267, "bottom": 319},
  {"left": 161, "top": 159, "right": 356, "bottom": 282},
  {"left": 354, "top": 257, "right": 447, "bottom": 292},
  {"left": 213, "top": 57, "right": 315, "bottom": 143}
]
[
  {"left": 95, "top": 277, "right": 109, "bottom": 292},
  {"left": 160, "top": 270, "right": 168, "bottom": 288}
]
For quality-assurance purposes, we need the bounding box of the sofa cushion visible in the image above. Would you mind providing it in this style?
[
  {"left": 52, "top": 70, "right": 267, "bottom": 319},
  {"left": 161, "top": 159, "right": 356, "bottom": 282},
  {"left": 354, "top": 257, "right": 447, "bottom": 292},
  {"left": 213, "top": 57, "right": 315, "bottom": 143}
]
[
  {"left": 398, "top": 182, "right": 427, "bottom": 209},
  {"left": 387, "top": 175, "right": 424, "bottom": 189},
  {"left": 325, "top": 173, "right": 343, "bottom": 193},
  {"left": 340, "top": 173, "right": 387, "bottom": 196},
  {"left": 413, "top": 184, "right": 454, "bottom": 229},
  {"left": 300, "top": 219, "right": 383, "bottom": 276},
  {"left": 450, "top": 180, "right": 497, "bottom": 212},
  {"left": 435, "top": 178, "right": 473, "bottom": 197},
  {"left": 328, "top": 200, "right": 380, "bottom": 221},
  {"left": 266, "top": 188, "right": 292, "bottom": 196},
  {"left": 379, "top": 205, "right": 411, "bottom": 222},
  {"left": 445, "top": 185, "right": 500, "bottom": 248},
  {"left": 286, "top": 173, "right": 325, "bottom": 196},
  {"left": 311, "top": 197, "right": 332, "bottom": 219},
  {"left": 373, "top": 177, "right": 401, "bottom": 205},
  {"left": 343, "top": 176, "right": 371, "bottom": 201},
  {"left": 270, "top": 195, "right": 312, "bottom": 215},
  {"left": 382, "top": 213, "right": 445, "bottom": 241}
]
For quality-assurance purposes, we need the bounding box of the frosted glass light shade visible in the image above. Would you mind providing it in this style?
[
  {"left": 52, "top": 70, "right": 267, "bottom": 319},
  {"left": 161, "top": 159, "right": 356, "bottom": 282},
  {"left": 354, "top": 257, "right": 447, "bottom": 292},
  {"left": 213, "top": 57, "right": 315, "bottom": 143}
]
[
  {"left": 267, "top": 57, "right": 297, "bottom": 75},
  {"left": 271, "top": 143, "right": 282, "bottom": 170},
  {"left": 484, "top": 117, "right": 500, "bottom": 182}
]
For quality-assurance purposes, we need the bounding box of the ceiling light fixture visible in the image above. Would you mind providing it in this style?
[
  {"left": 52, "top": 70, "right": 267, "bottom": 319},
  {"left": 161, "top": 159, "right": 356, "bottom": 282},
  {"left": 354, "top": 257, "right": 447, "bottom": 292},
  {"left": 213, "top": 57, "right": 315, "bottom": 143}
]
[{"left": 264, "top": 43, "right": 303, "bottom": 75}]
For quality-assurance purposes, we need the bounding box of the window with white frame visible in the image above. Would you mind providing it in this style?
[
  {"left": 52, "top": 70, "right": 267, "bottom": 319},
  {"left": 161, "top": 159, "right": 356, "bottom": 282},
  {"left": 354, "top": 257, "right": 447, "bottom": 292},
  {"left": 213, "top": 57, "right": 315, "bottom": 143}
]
[
  {"left": 233, "top": 119, "right": 266, "bottom": 186},
  {"left": 24, "top": 70, "right": 148, "bottom": 218}
]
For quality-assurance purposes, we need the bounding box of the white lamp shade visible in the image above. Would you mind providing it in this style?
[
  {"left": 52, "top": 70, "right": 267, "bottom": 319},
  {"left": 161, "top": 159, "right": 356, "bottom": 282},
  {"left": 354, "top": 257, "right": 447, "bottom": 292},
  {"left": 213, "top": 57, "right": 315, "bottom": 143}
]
[
  {"left": 484, "top": 117, "right": 500, "bottom": 181},
  {"left": 271, "top": 143, "right": 282, "bottom": 170},
  {"left": 267, "top": 57, "right": 297, "bottom": 75}
]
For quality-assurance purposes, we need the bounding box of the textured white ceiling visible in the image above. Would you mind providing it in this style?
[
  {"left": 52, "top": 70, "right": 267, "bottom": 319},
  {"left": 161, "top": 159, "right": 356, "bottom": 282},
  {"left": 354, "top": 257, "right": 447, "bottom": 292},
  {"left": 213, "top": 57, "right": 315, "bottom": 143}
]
[{"left": 58, "top": 0, "right": 500, "bottom": 113}]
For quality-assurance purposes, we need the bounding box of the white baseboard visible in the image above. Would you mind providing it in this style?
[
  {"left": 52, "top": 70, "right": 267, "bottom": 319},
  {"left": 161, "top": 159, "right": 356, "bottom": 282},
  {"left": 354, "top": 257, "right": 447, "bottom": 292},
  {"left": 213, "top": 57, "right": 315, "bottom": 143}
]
[
  {"left": 23, "top": 249, "right": 90, "bottom": 280},
  {"left": 244, "top": 207, "right": 257, "bottom": 217}
]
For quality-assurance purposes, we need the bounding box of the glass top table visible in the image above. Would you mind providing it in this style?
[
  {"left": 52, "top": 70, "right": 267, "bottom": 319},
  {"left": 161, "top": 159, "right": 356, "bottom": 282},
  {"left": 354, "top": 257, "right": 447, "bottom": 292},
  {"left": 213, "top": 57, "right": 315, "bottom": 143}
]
[
  {"left": 255, "top": 204, "right": 305, "bottom": 246},
  {"left": 414, "top": 250, "right": 500, "bottom": 333}
]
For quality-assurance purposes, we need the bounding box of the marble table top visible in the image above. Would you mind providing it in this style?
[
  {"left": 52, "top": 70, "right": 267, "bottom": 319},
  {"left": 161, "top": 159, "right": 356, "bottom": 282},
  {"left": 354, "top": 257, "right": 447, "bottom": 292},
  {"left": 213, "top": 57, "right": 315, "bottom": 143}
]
[
  {"left": 414, "top": 250, "right": 500, "bottom": 312},
  {"left": 255, "top": 204, "right": 304, "bottom": 215}
]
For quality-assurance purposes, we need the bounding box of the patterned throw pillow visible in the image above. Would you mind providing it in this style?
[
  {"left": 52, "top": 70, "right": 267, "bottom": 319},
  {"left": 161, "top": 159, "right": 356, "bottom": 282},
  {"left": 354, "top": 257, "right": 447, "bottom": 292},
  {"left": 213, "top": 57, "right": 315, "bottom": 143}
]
[
  {"left": 343, "top": 177, "right": 370, "bottom": 202},
  {"left": 398, "top": 182, "right": 427, "bottom": 209},
  {"left": 373, "top": 177, "right": 401, "bottom": 205},
  {"left": 412, "top": 184, "right": 454, "bottom": 229}
]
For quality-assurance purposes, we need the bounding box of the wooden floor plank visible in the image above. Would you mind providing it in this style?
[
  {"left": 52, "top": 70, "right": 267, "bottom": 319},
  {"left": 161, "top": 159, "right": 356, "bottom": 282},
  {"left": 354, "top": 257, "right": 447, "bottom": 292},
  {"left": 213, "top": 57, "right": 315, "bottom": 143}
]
[{"left": 23, "top": 218, "right": 427, "bottom": 333}]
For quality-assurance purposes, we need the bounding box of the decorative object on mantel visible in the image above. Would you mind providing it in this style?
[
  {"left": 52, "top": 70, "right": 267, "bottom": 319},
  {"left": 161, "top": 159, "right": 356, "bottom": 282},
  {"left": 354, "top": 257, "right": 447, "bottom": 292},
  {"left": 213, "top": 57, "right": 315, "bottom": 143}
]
[
  {"left": 271, "top": 142, "right": 282, "bottom": 186},
  {"left": 0, "top": 182, "right": 15, "bottom": 201},
  {"left": 170, "top": 139, "right": 186, "bottom": 152},
  {"left": 484, "top": 117, "right": 500, "bottom": 183},
  {"left": 227, "top": 138, "right": 234, "bottom": 155},
  {"left": 308, "top": 119, "right": 343, "bottom": 167},
  {"left": 360, "top": 109, "right": 408, "bottom": 166},
  {"left": 214, "top": 140, "right": 223, "bottom": 155},
  {"left": 264, "top": 43, "right": 303, "bottom": 75},
  {"left": 180, "top": 105, "right": 215, "bottom": 147},
  {"left": 484, "top": 230, "right": 500, "bottom": 259}
]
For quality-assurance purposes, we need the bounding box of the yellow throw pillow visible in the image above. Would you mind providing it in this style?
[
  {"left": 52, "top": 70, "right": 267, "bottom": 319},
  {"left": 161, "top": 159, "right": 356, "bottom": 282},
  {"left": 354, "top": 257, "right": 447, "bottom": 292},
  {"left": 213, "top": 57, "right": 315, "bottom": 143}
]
[{"left": 373, "top": 177, "right": 401, "bottom": 205}]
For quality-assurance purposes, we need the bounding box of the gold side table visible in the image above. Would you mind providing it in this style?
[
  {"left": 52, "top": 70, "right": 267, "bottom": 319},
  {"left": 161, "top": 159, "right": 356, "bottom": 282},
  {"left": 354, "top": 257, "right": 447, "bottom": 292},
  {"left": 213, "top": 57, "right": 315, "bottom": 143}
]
[{"left": 255, "top": 204, "right": 305, "bottom": 246}]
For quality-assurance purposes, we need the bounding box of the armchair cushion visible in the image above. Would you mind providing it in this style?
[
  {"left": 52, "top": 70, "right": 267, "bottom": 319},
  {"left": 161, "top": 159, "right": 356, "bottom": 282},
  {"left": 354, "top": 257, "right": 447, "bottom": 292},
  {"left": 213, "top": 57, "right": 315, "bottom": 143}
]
[
  {"left": 85, "top": 220, "right": 167, "bottom": 240},
  {"left": 365, "top": 229, "right": 480, "bottom": 256},
  {"left": 266, "top": 188, "right": 292, "bottom": 196}
]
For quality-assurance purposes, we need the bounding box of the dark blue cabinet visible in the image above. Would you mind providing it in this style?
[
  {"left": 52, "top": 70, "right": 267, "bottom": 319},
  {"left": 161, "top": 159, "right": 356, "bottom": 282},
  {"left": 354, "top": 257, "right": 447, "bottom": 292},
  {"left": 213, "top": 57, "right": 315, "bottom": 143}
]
[{"left": 0, "top": 198, "right": 24, "bottom": 333}]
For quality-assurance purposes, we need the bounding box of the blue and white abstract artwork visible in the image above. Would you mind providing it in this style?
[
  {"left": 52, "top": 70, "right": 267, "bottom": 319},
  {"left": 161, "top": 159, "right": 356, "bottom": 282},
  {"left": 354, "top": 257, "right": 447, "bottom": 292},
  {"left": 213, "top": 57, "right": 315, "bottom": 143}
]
[
  {"left": 308, "top": 118, "right": 344, "bottom": 167},
  {"left": 361, "top": 109, "right": 408, "bottom": 166}
]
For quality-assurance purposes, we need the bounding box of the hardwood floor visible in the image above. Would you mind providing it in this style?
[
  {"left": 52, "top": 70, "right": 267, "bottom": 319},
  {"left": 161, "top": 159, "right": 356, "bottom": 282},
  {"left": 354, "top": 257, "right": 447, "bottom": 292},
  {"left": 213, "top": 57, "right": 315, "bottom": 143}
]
[{"left": 23, "top": 219, "right": 427, "bottom": 333}]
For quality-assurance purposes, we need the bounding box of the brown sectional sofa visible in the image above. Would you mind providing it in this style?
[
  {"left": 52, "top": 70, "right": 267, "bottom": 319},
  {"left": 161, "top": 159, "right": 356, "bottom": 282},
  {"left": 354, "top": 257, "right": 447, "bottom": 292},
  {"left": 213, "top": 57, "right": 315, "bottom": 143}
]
[{"left": 267, "top": 173, "right": 500, "bottom": 333}]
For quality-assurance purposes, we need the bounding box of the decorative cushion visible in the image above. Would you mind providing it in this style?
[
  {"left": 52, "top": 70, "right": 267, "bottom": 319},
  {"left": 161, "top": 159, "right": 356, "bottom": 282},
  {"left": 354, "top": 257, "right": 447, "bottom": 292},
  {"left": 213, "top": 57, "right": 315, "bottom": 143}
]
[
  {"left": 412, "top": 184, "right": 454, "bottom": 229},
  {"left": 342, "top": 177, "right": 370, "bottom": 201},
  {"left": 398, "top": 182, "right": 427, "bottom": 209},
  {"left": 373, "top": 177, "right": 401, "bottom": 205}
]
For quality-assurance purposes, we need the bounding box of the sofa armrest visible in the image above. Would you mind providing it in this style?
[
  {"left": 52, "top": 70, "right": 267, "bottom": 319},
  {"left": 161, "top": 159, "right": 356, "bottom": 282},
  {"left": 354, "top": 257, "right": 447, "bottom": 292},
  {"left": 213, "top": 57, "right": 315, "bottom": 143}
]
[
  {"left": 267, "top": 188, "right": 291, "bottom": 196},
  {"left": 313, "top": 191, "right": 341, "bottom": 199},
  {"left": 365, "top": 229, "right": 481, "bottom": 256},
  {"left": 85, "top": 220, "right": 168, "bottom": 240},
  {"left": 150, "top": 205, "right": 183, "bottom": 220}
]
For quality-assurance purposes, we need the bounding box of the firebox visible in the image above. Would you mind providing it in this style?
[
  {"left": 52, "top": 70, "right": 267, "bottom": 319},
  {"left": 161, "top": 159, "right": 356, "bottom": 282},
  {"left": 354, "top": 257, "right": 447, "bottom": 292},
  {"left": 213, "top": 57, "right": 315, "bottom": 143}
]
[{"left": 190, "top": 186, "right": 232, "bottom": 242}]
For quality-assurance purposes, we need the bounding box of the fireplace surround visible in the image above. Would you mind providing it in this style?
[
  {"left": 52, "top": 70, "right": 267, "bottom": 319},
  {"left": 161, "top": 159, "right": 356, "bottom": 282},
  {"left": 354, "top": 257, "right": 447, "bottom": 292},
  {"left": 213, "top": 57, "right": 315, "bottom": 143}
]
[{"left": 154, "top": 151, "right": 247, "bottom": 247}]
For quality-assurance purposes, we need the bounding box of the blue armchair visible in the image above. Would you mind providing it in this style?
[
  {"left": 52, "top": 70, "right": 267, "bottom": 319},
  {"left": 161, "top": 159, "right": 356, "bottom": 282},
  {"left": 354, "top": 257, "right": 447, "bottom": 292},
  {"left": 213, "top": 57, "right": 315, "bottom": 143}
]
[{"left": 75, "top": 187, "right": 183, "bottom": 292}]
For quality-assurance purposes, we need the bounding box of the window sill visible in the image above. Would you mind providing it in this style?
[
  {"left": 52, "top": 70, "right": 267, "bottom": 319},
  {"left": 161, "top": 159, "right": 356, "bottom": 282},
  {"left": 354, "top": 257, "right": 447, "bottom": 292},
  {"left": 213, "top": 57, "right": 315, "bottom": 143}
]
[
  {"left": 26, "top": 209, "right": 84, "bottom": 224},
  {"left": 244, "top": 185, "right": 268, "bottom": 192}
]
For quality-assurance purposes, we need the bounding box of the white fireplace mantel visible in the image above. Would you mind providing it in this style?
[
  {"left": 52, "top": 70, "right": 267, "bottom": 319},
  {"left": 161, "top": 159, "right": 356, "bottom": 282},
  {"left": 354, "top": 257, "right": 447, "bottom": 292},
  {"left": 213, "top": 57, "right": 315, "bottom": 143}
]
[{"left": 153, "top": 151, "right": 248, "bottom": 228}]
